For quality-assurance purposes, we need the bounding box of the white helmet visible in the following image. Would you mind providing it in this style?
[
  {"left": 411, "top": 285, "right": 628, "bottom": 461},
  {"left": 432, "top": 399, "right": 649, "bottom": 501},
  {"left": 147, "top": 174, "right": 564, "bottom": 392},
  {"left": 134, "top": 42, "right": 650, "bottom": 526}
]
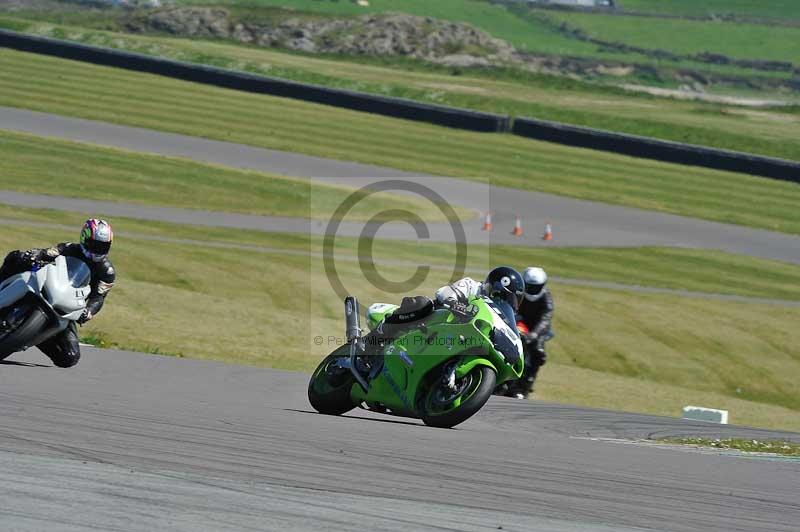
[{"left": 522, "top": 267, "right": 548, "bottom": 302}]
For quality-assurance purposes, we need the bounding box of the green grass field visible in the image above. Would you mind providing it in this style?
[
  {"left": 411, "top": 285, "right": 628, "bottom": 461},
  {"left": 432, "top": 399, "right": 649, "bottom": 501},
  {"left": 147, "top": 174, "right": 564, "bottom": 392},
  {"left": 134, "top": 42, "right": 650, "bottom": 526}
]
[
  {"left": 173, "top": 1, "right": 800, "bottom": 48},
  {"left": 3, "top": 21, "right": 797, "bottom": 162},
  {"left": 165, "top": 0, "right": 800, "bottom": 83},
  {"left": 4, "top": 0, "right": 798, "bottom": 103},
  {"left": 3, "top": 0, "right": 593, "bottom": 55},
  {"left": 6, "top": 203, "right": 800, "bottom": 302},
  {"left": 551, "top": 11, "right": 800, "bottom": 64},
  {"left": 2, "top": 49, "right": 800, "bottom": 236},
  {"left": 4, "top": 6, "right": 795, "bottom": 87},
  {"left": 2, "top": 206, "right": 799, "bottom": 431},
  {"left": 540, "top": 363, "right": 800, "bottom": 433},
  {"left": 4, "top": 2, "right": 797, "bottom": 88},
  {"left": 619, "top": 0, "right": 800, "bottom": 19},
  {"left": 0, "top": 130, "right": 466, "bottom": 222}
]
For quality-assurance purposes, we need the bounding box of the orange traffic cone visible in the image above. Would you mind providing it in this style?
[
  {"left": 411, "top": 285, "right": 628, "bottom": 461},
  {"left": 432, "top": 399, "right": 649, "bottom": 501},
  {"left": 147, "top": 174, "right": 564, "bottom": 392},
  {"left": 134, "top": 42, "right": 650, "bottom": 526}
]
[
  {"left": 512, "top": 216, "right": 524, "bottom": 237},
  {"left": 482, "top": 212, "right": 493, "bottom": 231},
  {"left": 542, "top": 223, "right": 553, "bottom": 241}
]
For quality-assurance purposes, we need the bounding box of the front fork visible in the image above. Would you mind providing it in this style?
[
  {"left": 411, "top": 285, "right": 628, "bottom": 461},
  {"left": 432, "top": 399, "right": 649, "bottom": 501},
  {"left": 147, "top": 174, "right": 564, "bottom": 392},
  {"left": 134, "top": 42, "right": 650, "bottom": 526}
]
[
  {"left": 344, "top": 296, "right": 370, "bottom": 393},
  {"left": 441, "top": 361, "right": 458, "bottom": 393},
  {"left": 348, "top": 338, "right": 370, "bottom": 393}
]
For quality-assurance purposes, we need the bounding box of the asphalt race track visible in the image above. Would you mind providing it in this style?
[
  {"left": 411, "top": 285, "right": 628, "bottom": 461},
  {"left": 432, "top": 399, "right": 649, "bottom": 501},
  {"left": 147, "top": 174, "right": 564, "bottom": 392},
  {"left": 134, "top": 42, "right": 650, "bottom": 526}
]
[
  {"left": 2, "top": 107, "right": 800, "bottom": 264},
  {"left": 2, "top": 106, "right": 800, "bottom": 531},
  {"left": 1, "top": 348, "right": 798, "bottom": 532}
]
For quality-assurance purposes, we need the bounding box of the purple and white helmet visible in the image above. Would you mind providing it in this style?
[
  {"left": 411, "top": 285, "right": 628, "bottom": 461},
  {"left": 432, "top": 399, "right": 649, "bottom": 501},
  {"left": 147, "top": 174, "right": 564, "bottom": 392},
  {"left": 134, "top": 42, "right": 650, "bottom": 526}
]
[{"left": 80, "top": 219, "right": 113, "bottom": 262}]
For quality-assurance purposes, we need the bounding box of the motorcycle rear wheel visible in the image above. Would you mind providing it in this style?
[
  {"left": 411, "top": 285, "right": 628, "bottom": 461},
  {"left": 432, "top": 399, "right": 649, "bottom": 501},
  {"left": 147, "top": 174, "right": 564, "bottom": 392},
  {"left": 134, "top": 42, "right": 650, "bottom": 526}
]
[
  {"left": 308, "top": 351, "right": 358, "bottom": 416},
  {"left": 0, "top": 305, "right": 47, "bottom": 360},
  {"left": 421, "top": 366, "right": 496, "bottom": 429}
]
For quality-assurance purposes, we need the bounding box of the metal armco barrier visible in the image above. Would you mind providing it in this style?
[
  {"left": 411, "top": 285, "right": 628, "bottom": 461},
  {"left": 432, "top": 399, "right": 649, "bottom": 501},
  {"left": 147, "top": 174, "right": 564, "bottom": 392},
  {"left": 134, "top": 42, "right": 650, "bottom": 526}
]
[
  {"left": 2, "top": 29, "right": 798, "bottom": 182},
  {"left": 512, "top": 117, "right": 800, "bottom": 183},
  {"left": 0, "top": 29, "right": 509, "bottom": 133}
]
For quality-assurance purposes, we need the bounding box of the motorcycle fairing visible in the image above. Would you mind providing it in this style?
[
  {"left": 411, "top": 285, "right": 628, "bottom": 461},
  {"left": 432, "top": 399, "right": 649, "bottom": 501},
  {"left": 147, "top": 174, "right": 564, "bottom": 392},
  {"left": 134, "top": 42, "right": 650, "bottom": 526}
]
[
  {"left": 482, "top": 296, "right": 524, "bottom": 366},
  {"left": 43, "top": 256, "right": 91, "bottom": 319},
  {"left": 366, "top": 302, "right": 399, "bottom": 331},
  {"left": 349, "top": 298, "right": 525, "bottom": 415},
  {"left": 0, "top": 277, "right": 32, "bottom": 310},
  {"left": 0, "top": 256, "right": 90, "bottom": 323}
]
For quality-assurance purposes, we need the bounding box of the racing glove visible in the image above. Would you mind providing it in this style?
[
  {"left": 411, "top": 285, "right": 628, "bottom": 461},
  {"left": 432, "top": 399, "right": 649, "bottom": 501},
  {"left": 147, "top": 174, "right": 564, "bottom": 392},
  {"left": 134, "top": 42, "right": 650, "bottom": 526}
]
[
  {"left": 22, "top": 248, "right": 58, "bottom": 268},
  {"left": 77, "top": 309, "right": 93, "bottom": 325}
]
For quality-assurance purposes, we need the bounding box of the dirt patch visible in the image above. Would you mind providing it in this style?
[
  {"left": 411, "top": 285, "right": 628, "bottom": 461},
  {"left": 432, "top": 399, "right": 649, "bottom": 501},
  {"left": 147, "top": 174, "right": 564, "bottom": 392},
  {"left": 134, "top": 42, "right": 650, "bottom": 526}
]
[
  {"left": 593, "top": 64, "right": 634, "bottom": 77},
  {"left": 558, "top": 96, "right": 658, "bottom": 109},
  {"left": 729, "top": 109, "right": 799, "bottom": 123},
  {"left": 415, "top": 82, "right": 490, "bottom": 95},
  {"left": 620, "top": 84, "right": 795, "bottom": 107}
]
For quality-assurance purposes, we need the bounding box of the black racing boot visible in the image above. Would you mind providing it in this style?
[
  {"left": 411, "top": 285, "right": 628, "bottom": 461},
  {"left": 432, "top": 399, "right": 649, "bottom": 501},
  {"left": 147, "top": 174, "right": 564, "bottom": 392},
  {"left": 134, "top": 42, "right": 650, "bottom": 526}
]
[{"left": 503, "top": 379, "right": 530, "bottom": 400}]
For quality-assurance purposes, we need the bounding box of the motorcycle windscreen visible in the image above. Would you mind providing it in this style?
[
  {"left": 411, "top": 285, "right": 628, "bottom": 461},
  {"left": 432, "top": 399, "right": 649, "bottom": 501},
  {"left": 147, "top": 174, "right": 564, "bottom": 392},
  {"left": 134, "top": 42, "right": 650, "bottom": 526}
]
[
  {"left": 65, "top": 256, "right": 91, "bottom": 288},
  {"left": 493, "top": 299, "right": 518, "bottom": 332},
  {"left": 44, "top": 256, "right": 91, "bottom": 316},
  {"left": 485, "top": 298, "right": 522, "bottom": 365}
]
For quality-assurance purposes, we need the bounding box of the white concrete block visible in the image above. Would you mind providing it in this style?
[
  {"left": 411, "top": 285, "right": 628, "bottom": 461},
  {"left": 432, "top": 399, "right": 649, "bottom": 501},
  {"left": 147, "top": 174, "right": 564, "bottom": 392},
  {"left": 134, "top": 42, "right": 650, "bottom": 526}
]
[{"left": 682, "top": 405, "right": 729, "bottom": 424}]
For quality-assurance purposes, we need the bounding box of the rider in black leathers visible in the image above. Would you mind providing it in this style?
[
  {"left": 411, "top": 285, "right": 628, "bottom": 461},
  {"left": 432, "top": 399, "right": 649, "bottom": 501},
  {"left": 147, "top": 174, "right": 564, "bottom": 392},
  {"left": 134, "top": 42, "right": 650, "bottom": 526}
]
[
  {"left": 0, "top": 219, "right": 115, "bottom": 367},
  {"left": 506, "top": 267, "right": 554, "bottom": 399}
]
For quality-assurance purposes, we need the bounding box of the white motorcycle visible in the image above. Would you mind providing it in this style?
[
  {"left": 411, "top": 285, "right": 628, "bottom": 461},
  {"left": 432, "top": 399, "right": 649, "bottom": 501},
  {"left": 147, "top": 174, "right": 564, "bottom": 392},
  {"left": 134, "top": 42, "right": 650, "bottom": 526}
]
[{"left": 0, "top": 255, "right": 90, "bottom": 361}]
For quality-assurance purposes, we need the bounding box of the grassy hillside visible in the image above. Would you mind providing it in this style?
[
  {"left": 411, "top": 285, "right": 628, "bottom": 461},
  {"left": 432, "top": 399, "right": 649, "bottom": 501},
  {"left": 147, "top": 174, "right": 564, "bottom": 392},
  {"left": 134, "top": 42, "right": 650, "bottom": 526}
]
[
  {"left": 2, "top": 49, "right": 800, "bottom": 235},
  {"left": 2, "top": 0, "right": 586, "bottom": 54},
  {"left": 5, "top": 203, "right": 800, "bottom": 302},
  {"left": 3, "top": 3, "right": 797, "bottom": 91},
  {"left": 165, "top": 1, "right": 800, "bottom": 79},
  {"left": 618, "top": 0, "right": 800, "bottom": 19},
  {"left": 3, "top": 206, "right": 799, "bottom": 431},
  {"left": 0, "top": 130, "right": 462, "bottom": 222},
  {"left": 177, "top": 0, "right": 583, "bottom": 52},
  {"left": 174, "top": 1, "right": 800, "bottom": 43},
  {"left": 539, "top": 364, "right": 800, "bottom": 432},
  {"left": 551, "top": 11, "right": 800, "bottom": 64},
  {"left": 3, "top": 22, "right": 798, "bottom": 162}
]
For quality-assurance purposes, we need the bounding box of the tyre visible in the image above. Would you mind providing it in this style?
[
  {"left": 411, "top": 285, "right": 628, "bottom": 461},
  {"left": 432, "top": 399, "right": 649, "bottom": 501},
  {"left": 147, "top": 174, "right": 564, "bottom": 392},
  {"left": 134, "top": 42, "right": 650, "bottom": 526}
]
[
  {"left": 0, "top": 306, "right": 48, "bottom": 361},
  {"left": 421, "top": 365, "right": 496, "bottom": 429},
  {"left": 46, "top": 349, "right": 81, "bottom": 368},
  {"left": 308, "top": 351, "right": 358, "bottom": 416},
  {"left": 40, "top": 332, "right": 81, "bottom": 368}
]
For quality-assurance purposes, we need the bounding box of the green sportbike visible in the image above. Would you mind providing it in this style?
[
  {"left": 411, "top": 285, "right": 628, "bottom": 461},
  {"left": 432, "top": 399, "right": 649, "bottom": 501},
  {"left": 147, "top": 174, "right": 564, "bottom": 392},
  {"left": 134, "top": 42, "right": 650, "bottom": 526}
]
[{"left": 308, "top": 294, "right": 525, "bottom": 428}]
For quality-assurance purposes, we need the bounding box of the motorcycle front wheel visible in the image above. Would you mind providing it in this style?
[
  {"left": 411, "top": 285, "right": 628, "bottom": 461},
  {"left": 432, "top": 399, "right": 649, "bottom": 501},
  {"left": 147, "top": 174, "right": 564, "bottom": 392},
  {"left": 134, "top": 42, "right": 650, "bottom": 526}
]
[
  {"left": 421, "top": 365, "right": 496, "bottom": 429},
  {"left": 0, "top": 305, "right": 47, "bottom": 360},
  {"left": 308, "top": 350, "right": 358, "bottom": 416}
]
